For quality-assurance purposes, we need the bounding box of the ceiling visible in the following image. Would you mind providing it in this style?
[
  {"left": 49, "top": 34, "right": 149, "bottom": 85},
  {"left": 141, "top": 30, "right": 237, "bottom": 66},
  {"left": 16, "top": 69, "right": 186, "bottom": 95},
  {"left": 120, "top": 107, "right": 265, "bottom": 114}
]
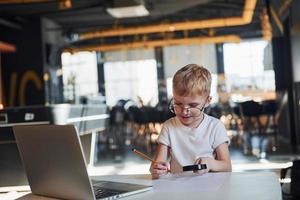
[{"left": 0, "top": 0, "right": 267, "bottom": 50}]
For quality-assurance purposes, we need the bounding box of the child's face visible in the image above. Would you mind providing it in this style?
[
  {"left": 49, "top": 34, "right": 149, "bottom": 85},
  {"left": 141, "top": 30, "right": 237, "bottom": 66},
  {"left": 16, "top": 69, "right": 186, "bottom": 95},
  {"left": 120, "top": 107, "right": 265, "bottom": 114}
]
[{"left": 172, "top": 93, "right": 210, "bottom": 128}]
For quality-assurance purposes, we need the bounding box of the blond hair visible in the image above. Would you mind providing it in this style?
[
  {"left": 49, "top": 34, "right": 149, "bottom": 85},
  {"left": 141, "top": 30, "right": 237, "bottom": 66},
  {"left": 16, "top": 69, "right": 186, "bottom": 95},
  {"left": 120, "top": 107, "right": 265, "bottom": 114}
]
[{"left": 173, "top": 64, "right": 211, "bottom": 96}]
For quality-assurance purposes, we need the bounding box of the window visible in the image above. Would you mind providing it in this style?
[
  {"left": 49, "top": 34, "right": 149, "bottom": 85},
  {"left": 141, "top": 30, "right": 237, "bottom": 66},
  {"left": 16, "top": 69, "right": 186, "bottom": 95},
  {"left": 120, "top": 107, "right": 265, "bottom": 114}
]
[
  {"left": 61, "top": 51, "right": 98, "bottom": 103},
  {"left": 104, "top": 59, "right": 158, "bottom": 107},
  {"left": 223, "top": 40, "right": 275, "bottom": 101}
]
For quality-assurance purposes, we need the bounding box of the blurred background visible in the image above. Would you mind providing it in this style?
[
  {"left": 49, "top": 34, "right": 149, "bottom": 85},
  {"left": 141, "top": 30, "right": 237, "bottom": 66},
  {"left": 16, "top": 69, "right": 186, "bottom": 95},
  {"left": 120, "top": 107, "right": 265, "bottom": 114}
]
[{"left": 0, "top": 0, "right": 300, "bottom": 196}]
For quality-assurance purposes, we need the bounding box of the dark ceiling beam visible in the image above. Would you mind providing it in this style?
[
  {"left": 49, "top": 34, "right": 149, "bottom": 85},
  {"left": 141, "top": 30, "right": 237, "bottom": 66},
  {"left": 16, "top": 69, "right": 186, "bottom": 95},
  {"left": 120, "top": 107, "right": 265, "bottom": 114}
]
[
  {"left": 44, "top": 2, "right": 107, "bottom": 18},
  {"left": 0, "top": 0, "right": 102, "bottom": 16},
  {"left": 208, "top": 2, "right": 244, "bottom": 10},
  {"left": 0, "top": 0, "right": 52, "bottom": 3},
  {"left": 78, "top": 0, "right": 257, "bottom": 40},
  {"left": 0, "top": 18, "right": 22, "bottom": 29},
  {"left": 46, "top": 1, "right": 212, "bottom": 27}
]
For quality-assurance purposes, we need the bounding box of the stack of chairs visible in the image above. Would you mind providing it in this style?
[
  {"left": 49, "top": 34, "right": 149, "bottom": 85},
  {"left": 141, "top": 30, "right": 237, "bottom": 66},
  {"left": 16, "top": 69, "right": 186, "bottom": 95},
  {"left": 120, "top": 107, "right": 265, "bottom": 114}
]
[
  {"left": 207, "top": 103, "right": 242, "bottom": 147},
  {"left": 106, "top": 100, "right": 128, "bottom": 160},
  {"left": 238, "top": 100, "right": 277, "bottom": 158},
  {"left": 127, "top": 105, "right": 174, "bottom": 153},
  {"left": 127, "top": 106, "right": 152, "bottom": 153}
]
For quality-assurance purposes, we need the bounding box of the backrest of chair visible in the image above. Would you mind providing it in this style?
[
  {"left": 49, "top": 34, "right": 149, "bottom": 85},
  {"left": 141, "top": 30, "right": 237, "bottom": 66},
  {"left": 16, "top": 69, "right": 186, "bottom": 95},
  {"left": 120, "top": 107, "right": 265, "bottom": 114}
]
[
  {"left": 239, "top": 100, "right": 263, "bottom": 117},
  {"left": 128, "top": 106, "right": 148, "bottom": 124},
  {"left": 261, "top": 100, "right": 278, "bottom": 115}
]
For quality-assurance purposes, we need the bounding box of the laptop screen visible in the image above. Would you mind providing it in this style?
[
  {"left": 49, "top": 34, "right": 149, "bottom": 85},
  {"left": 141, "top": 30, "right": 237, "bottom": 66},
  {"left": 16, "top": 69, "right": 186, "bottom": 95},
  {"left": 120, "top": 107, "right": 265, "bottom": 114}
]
[{"left": 13, "top": 124, "right": 151, "bottom": 200}]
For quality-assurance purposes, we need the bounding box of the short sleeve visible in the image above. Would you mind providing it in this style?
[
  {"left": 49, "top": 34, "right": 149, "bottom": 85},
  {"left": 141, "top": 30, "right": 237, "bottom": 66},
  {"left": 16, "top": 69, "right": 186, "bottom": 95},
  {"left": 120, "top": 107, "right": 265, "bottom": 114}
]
[
  {"left": 211, "top": 121, "right": 230, "bottom": 149},
  {"left": 157, "top": 124, "right": 170, "bottom": 147}
]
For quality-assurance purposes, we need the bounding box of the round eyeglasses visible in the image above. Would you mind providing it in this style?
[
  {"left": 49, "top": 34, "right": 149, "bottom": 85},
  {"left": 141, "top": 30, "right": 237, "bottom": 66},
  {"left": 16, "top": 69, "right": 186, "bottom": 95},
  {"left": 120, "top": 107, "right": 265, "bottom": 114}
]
[{"left": 169, "top": 99, "right": 205, "bottom": 117}]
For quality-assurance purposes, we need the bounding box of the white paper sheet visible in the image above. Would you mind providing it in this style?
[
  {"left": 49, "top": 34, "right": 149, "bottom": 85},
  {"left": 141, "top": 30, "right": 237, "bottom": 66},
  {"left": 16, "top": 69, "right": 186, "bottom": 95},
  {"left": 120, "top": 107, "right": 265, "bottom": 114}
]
[{"left": 153, "top": 172, "right": 229, "bottom": 192}]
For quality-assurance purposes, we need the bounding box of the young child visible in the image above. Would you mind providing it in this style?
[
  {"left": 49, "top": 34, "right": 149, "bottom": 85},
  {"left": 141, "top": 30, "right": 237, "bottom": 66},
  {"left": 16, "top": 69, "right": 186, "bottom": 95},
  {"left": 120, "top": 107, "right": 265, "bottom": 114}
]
[{"left": 150, "top": 64, "right": 231, "bottom": 179}]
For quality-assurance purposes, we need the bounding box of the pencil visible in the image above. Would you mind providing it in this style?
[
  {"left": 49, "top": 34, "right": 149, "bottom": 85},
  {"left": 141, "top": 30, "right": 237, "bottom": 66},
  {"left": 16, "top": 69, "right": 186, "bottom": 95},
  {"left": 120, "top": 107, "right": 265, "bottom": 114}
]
[{"left": 132, "top": 148, "right": 156, "bottom": 163}]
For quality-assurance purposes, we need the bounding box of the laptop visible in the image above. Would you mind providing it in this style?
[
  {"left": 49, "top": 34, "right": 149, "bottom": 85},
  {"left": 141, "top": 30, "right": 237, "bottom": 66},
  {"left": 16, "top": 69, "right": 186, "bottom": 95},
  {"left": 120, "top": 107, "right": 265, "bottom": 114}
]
[{"left": 13, "top": 124, "right": 152, "bottom": 200}]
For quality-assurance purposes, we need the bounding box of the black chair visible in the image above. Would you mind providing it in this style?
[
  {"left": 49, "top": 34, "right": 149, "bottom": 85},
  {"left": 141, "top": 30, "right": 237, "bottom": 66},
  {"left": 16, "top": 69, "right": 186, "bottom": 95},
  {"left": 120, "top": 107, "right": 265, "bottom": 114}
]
[
  {"left": 128, "top": 105, "right": 175, "bottom": 153},
  {"left": 127, "top": 106, "right": 152, "bottom": 153},
  {"left": 206, "top": 103, "right": 223, "bottom": 119},
  {"left": 238, "top": 100, "right": 265, "bottom": 158},
  {"left": 105, "top": 101, "right": 129, "bottom": 160}
]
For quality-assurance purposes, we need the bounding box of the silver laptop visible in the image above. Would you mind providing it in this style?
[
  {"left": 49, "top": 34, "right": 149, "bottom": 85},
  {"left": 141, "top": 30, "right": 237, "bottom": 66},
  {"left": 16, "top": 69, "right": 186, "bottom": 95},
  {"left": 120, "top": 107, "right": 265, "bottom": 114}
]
[{"left": 13, "top": 124, "right": 152, "bottom": 200}]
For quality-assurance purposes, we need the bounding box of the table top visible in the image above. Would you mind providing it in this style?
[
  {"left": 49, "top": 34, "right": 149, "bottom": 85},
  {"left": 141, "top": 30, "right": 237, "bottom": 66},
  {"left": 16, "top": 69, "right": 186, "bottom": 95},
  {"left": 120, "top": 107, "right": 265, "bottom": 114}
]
[{"left": 4, "top": 171, "right": 281, "bottom": 200}]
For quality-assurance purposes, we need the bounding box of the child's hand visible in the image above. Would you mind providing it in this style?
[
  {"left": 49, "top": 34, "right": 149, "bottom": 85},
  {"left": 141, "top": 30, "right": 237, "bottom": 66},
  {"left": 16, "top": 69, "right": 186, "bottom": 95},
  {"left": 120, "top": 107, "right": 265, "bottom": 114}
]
[
  {"left": 194, "top": 157, "right": 213, "bottom": 175},
  {"left": 150, "top": 161, "right": 170, "bottom": 179}
]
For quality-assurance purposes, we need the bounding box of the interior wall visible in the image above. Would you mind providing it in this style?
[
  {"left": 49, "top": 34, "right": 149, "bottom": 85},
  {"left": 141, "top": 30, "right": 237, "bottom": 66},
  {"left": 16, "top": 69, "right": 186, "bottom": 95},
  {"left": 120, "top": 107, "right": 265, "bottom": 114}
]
[
  {"left": 163, "top": 44, "right": 217, "bottom": 79},
  {"left": 0, "top": 18, "right": 45, "bottom": 107},
  {"left": 0, "top": 17, "right": 66, "bottom": 107}
]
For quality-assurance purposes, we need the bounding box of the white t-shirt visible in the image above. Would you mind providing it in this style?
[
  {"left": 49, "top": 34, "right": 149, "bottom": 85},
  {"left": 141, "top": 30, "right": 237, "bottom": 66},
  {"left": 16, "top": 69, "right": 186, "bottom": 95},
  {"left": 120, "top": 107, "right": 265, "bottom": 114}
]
[{"left": 157, "top": 114, "right": 229, "bottom": 173}]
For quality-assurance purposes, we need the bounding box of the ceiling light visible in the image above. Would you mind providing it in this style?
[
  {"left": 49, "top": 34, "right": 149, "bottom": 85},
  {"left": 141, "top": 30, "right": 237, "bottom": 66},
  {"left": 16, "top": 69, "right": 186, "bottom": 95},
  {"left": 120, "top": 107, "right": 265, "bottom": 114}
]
[{"left": 106, "top": 0, "right": 149, "bottom": 18}]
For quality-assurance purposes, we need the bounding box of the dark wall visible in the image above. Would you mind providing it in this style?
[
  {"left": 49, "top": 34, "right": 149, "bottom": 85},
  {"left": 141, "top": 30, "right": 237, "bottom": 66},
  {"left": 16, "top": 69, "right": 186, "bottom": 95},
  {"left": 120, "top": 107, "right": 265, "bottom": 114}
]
[
  {"left": 0, "top": 17, "right": 65, "bottom": 107},
  {"left": 272, "top": 37, "right": 289, "bottom": 90},
  {"left": 0, "top": 18, "right": 45, "bottom": 107},
  {"left": 290, "top": 0, "right": 300, "bottom": 147},
  {"left": 272, "top": 0, "right": 300, "bottom": 152},
  {"left": 272, "top": 18, "right": 299, "bottom": 152}
]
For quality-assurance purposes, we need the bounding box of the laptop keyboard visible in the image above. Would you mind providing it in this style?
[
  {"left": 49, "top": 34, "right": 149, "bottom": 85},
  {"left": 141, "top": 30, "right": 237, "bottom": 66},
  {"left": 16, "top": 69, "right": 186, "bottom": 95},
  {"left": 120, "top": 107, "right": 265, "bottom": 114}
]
[{"left": 93, "top": 186, "right": 122, "bottom": 199}]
